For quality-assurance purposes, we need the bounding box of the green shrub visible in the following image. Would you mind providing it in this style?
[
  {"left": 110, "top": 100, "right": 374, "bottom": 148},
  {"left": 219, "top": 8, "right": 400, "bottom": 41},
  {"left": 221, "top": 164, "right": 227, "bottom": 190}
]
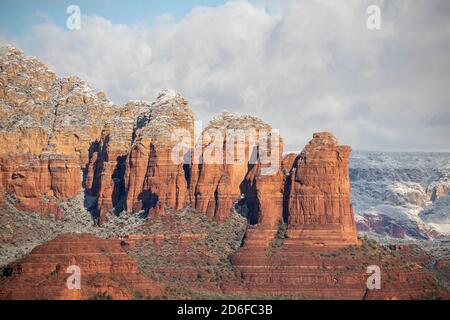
[
  {"left": 271, "top": 222, "right": 288, "bottom": 248},
  {"left": 133, "top": 291, "right": 144, "bottom": 300},
  {"left": 89, "top": 292, "right": 113, "bottom": 300}
]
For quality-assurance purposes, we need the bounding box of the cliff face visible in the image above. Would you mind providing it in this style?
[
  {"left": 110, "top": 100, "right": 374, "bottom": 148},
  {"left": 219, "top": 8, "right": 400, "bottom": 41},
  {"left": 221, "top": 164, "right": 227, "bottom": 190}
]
[
  {"left": 0, "top": 46, "right": 360, "bottom": 236},
  {"left": 1, "top": 154, "right": 81, "bottom": 218},
  {"left": 0, "top": 45, "right": 119, "bottom": 218},
  {"left": 84, "top": 101, "right": 156, "bottom": 222},
  {"left": 285, "top": 132, "right": 359, "bottom": 246},
  {"left": 240, "top": 132, "right": 359, "bottom": 248},
  {"left": 0, "top": 44, "right": 363, "bottom": 242},
  {"left": 189, "top": 112, "right": 280, "bottom": 222},
  {"left": 0, "top": 47, "right": 196, "bottom": 221},
  {"left": 123, "top": 92, "right": 194, "bottom": 216},
  {"left": 0, "top": 47, "right": 117, "bottom": 161}
]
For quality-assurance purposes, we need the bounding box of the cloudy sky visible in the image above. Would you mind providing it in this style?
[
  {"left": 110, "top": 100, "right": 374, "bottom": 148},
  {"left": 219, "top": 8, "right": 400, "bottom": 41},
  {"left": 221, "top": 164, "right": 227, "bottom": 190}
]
[{"left": 1, "top": 0, "right": 449, "bottom": 152}]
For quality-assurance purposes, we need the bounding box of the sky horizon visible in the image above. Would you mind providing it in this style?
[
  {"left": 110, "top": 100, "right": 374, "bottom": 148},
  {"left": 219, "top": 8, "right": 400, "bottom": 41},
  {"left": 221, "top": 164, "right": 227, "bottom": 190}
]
[{"left": 1, "top": 0, "right": 449, "bottom": 152}]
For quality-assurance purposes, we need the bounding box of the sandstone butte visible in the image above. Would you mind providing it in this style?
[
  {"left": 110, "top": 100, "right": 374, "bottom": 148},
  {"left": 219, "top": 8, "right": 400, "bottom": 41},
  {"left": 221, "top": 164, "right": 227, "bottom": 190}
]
[{"left": 1, "top": 45, "right": 448, "bottom": 300}]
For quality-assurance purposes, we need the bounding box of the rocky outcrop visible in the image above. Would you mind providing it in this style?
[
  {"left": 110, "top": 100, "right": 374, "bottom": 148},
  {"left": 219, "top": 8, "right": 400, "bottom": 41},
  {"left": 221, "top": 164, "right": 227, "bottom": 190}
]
[
  {"left": 0, "top": 46, "right": 118, "bottom": 162},
  {"left": 0, "top": 45, "right": 201, "bottom": 221},
  {"left": 238, "top": 135, "right": 286, "bottom": 247},
  {"left": 124, "top": 91, "right": 194, "bottom": 216},
  {"left": 240, "top": 133, "right": 359, "bottom": 248},
  {"left": 85, "top": 101, "right": 150, "bottom": 223},
  {"left": 244, "top": 166, "right": 285, "bottom": 227},
  {"left": 0, "top": 234, "right": 165, "bottom": 300},
  {"left": 1, "top": 45, "right": 359, "bottom": 233},
  {"left": 428, "top": 183, "right": 450, "bottom": 202},
  {"left": 0, "top": 154, "right": 81, "bottom": 218},
  {"left": 285, "top": 132, "right": 359, "bottom": 246},
  {"left": 2, "top": 44, "right": 449, "bottom": 301},
  {"left": 190, "top": 112, "right": 279, "bottom": 222},
  {"left": 0, "top": 45, "right": 119, "bottom": 217}
]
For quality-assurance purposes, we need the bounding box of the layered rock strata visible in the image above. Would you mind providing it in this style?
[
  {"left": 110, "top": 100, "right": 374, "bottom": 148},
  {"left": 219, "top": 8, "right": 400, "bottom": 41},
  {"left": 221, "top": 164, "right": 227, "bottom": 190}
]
[
  {"left": 0, "top": 46, "right": 363, "bottom": 247},
  {"left": 190, "top": 112, "right": 280, "bottom": 222},
  {"left": 85, "top": 101, "right": 152, "bottom": 223},
  {"left": 0, "top": 154, "right": 81, "bottom": 218},
  {"left": 240, "top": 132, "right": 359, "bottom": 248},
  {"left": 285, "top": 132, "right": 359, "bottom": 246},
  {"left": 0, "top": 45, "right": 119, "bottom": 217},
  {"left": 0, "top": 234, "right": 165, "bottom": 300},
  {"left": 232, "top": 243, "right": 447, "bottom": 300},
  {"left": 123, "top": 91, "right": 194, "bottom": 216},
  {"left": 2, "top": 44, "right": 448, "bottom": 301}
]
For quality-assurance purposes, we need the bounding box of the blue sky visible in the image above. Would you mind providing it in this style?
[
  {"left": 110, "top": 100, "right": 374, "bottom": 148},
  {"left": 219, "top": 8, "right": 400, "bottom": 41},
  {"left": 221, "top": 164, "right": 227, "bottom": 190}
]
[{"left": 0, "top": 0, "right": 226, "bottom": 37}]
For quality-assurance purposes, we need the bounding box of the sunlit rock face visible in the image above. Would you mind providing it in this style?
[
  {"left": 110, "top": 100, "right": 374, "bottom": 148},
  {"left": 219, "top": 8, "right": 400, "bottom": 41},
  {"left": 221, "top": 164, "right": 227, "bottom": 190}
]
[
  {"left": 189, "top": 111, "right": 282, "bottom": 222},
  {"left": 122, "top": 91, "right": 194, "bottom": 217},
  {"left": 240, "top": 132, "right": 359, "bottom": 249},
  {"left": 3, "top": 44, "right": 449, "bottom": 301},
  {"left": 285, "top": 132, "right": 359, "bottom": 246},
  {"left": 0, "top": 45, "right": 119, "bottom": 218},
  {"left": 0, "top": 45, "right": 361, "bottom": 240},
  {"left": 84, "top": 102, "right": 141, "bottom": 223}
]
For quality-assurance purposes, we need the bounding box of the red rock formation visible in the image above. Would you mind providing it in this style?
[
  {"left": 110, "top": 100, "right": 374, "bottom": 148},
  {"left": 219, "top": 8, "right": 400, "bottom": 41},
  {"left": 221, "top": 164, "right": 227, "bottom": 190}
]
[
  {"left": 0, "top": 45, "right": 119, "bottom": 217},
  {"left": 238, "top": 133, "right": 286, "bottom": 246},
  {"left": 190, "top": 112, "right": 279, "bottom": 222},
  {"left": 285, "top": 132, "right": 359, "bottom": 246},
  {"left": 240, "top": 132, "right": 360, "bottom": 249},
  {"left": 245, "top": 167, "right": 285, "bottom": 227},
  {"left": 0, "top": 234, "right": 165, "bottom": 300},
  {"left": 3, "top": 44, "right": 448, "bottom": 301},
  {"left": 232, "top": 242, "right": 448, "bottom": 300},
  {"left": 0, "top": 154, "right": 81, "bottom": 218},
  {"left": 84, "top": 102, "right": 147, "bottom": 223},
  {"left": 124, "top": 91, "right": 194, "bottom": 216},
  {"left": 230, "top": 133, "right": 376, "bottom": 299},
  {"left": 282, "top": 153, "right": 298, "bottom": 174}
]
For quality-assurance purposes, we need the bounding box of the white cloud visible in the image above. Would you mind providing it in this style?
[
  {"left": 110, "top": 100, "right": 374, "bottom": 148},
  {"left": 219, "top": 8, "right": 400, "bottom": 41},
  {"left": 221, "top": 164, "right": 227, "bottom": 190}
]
[{"left": 8, "top": 0, "right": 450, "bottom": 151}]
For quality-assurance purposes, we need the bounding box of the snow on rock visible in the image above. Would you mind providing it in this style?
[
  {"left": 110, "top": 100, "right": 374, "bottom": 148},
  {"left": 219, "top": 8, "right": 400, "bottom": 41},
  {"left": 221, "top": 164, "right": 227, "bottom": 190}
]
[
  {"left": 420, "top": 194, "right": 450, "bottom": 234},
  {"left": 350, "top": 151, "right": 450, "bottom": 240}
]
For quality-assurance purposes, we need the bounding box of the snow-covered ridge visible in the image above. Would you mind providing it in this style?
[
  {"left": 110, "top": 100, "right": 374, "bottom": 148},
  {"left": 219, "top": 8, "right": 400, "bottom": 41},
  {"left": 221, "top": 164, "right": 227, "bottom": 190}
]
[
  {"left": 127, "top": 90, "right": 194, "bottom": 141},
  {"left": 207, "top": 111, "right": 271, "bottom": 131},
  {"left": 350, "top": 151, "right": 450, "bottom": 240}
]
